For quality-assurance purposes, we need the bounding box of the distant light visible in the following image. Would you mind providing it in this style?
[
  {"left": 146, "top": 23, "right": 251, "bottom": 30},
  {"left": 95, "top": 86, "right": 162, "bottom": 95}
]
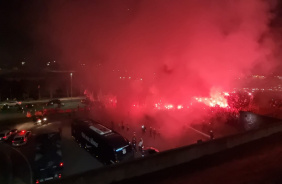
[
  {"left": 70, "top": 73, "right": 73, "bottom": 76},
  {"left": 21, "top": 62, "right": 25, "bottom": 66},
  {"left": 165, "top": 104, "right": 173, "bottom": 109},
  {"left": 140, "top": 78, "right": 143, "bottom": 80},
  {"left": 177, "top": 105, "right": 183, "bottom": 109},
  {"left": 54, "top": 60, "right": 56, "bottom": 63},
  {"left": 223, "top": 92, "right": 230, "bottom": 96}
]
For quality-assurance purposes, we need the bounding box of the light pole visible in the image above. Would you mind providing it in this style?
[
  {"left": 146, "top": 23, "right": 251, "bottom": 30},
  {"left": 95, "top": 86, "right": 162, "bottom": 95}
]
[
  {"left": 38, "top": 85, "right": 41, "bottom": 100},
  {"left": 70, "top": 73, "right": 73, "bottom": 98}
]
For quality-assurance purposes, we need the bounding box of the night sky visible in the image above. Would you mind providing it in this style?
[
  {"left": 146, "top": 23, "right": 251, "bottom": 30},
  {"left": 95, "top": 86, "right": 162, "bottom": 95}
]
[
  {"left": 1, "top": 0, "right": 282, "bottom": 83},
  {"left": 1, "top": 0, "right": 281, "bottom": 69},
  {"left": 0, "top": 0, "right": 139, "bottom": 68}
]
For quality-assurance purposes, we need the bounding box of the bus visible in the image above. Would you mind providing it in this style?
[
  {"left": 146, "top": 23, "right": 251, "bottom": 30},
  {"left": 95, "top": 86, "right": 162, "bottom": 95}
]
[{"left": 71, "top": 119, "right": 133, "bottom": 164}]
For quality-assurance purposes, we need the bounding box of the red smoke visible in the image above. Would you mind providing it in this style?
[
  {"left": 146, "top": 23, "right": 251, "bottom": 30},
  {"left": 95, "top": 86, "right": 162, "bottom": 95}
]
[{"left": 39, "top": 0, "right": 279, "bottom": 141}]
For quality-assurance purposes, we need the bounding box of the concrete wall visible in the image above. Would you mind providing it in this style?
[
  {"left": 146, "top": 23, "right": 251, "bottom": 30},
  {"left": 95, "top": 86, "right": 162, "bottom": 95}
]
[{"left": 51, "top": 121, "right": 282, "bottom": 184}]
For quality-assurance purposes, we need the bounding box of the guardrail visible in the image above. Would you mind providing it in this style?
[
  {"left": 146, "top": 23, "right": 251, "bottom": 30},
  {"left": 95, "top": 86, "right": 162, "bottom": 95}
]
[
  {"left": 48, "top": 119, "right": 282, "bottom": 184},
  {"left": 0, "top": 97, "right": 85, "bottom": 106}
]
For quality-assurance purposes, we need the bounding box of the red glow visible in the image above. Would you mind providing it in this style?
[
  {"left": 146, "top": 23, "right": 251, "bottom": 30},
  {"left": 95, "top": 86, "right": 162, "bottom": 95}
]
[
  {"left": 194, "top": 90, "right": 229, "bottom": 108},
  {"left": 41, "top": 0, "right": 279, "bottom": 151},
  {"left": 36, "top": 180, "right": 39, "bottom": 184},
  {"left": 60, "top": 162, "right": 63, "bottom": 167},
  {"left": 18, "top": 130, "right": 26, "bottom": 135},
  {"left": 59, "top": 174, "right": 62, "bottom": 179},
  {"left": 3, "top": 136, "right": 6, "bottom": 139}
]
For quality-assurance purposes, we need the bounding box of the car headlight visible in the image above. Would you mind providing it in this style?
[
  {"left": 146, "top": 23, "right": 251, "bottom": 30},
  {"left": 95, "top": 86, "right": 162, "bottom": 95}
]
[
  {"left": 37, "top": 119, "right": 42, "bottom": 123},
  {"left": 43, "top": 118, "right": 47, "bottom": 121}
]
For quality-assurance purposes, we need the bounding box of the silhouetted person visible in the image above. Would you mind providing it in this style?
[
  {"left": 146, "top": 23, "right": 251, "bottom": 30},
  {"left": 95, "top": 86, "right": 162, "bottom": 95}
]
[
  {"left": 209, "top": 130, "right": 214, "bottom": 140},
  {"left": 141, "top": 125, "right": 146, "bottom": 134},
  {"left": 132, "top": 133, "right": 137, "bottom": 152},
  {"left": 138, "top": 138, "right": 144, "bottom": 152}
]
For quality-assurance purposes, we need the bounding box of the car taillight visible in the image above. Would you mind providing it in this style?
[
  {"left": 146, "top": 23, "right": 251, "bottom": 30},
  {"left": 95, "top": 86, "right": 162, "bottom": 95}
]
[
  {"left": 3, "top": 136, "right": 6, "bottom": 139},
  {"left": 12, "top": 140, "right": 14, "bottom": 143},
  {"left": 60, "top": 162, "right": 63, "bottom": 167},
  {"left": 36, "top": 180, "right": 39, "bottom": 184},
  {"left": 24, "top": 138, "right": 26, "bottom": 142},
  {"left": 58, "top": 174, "right": 62, "bottom": 179}
]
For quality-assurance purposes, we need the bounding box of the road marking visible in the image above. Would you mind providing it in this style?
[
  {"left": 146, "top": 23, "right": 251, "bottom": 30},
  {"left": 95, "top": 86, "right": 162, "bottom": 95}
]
[
  {"left": 8, "top": 146, "right": 33, "bottom": 184},
  {"left": 188, "top": 126, "right": 210, "bottom": 138},
  {"left": 0, "top": 146, "right": 13, "bottom": 183}
]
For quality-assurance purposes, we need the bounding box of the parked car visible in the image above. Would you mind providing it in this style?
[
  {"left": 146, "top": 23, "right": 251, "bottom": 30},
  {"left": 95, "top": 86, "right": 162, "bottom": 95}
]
[
  {"left": 0, "top": 129, "right": 18, "bottom": 141},
  {"left": 34, "top": 132, "right": 63, "bottom": 183},
  {"left": 12, "top": 130, "right": 31, "bottom": 146}
]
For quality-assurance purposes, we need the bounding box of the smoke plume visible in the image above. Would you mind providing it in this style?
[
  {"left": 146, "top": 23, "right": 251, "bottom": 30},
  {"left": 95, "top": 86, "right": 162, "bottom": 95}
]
[{"left": 38, "top": 0, "right": 280, "bottom": 142}]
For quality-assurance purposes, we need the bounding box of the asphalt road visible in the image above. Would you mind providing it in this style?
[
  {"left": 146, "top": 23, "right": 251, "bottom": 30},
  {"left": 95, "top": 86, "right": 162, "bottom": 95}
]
[
  {"left": 0, "top": 115, "right": 104, "bottom": 184},
  {"left": 0, "top": 99, "right": 85, "bottom": 122},
  {"left": 0, "top": 143, "right": 31, "bottom": 184},
  {"left": 92, "top": 109, "right": 240, "bottom": 152},
  {"left": 0, "top": 104, "right": 241, "bottom": 184}
]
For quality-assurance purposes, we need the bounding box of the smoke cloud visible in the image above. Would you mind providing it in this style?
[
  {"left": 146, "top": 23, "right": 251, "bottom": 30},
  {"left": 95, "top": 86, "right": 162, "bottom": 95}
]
[
  {"left": 42, "top": 0, "right": 277, "bottom": 98},
  {"left": 38, "top": 0, "right": 280, "bottom": 142}
]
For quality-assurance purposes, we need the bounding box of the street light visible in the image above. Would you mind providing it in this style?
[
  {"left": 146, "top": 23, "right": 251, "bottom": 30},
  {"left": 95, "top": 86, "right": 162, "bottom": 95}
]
[{"left": 70, "top": 73, "right": 73, "bottom": 98}]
